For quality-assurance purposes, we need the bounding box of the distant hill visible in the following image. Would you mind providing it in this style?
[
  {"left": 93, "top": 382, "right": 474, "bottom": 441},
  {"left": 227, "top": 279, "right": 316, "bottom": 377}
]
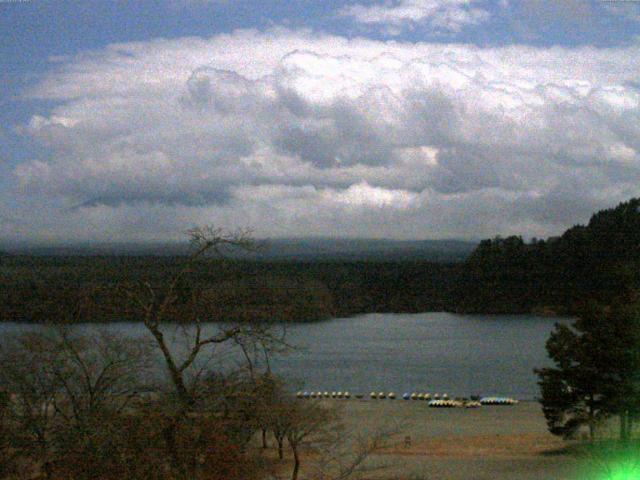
[
  {"left": 255, "top": 238, "right": 476, "bottom": 262},
  {"left": 0, "top": 238, "right": 477, "bottom": 262}
]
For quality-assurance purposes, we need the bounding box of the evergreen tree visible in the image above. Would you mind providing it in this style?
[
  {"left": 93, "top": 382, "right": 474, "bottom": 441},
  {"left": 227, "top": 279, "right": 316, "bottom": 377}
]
[
  {"left": 594, "top": 301, "right": 640, "bottom": 442},
  {"left": 536, "top": 313, "right": 604, "bottom": 440},
  {"left": 536, "top": 299, "right": 640, "bottom": 441}
]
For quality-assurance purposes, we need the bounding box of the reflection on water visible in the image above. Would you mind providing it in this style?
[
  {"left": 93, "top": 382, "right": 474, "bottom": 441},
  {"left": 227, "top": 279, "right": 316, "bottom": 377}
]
[{"left": 0, "top": 312, "right": 570, "bottom": 399}]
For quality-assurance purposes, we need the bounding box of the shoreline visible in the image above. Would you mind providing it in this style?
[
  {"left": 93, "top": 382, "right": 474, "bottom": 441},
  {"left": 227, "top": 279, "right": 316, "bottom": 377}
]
[
  {"left": 324, "top": 399, "right": 584, "bottom": 479},
  {"left": 0, "top": 309, "right": 574, "bottom": 324}
]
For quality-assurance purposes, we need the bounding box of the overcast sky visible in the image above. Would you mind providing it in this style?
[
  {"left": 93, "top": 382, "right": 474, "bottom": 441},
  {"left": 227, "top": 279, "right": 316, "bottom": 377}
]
[{"left": 2, "top": 0, "right": 640, "bottom": 243}]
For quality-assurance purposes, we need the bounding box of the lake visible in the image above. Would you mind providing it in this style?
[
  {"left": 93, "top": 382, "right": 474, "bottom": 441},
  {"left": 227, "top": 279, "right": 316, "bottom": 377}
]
[{"left": 0, "top": 312, "right": 570, "bottom": 400}]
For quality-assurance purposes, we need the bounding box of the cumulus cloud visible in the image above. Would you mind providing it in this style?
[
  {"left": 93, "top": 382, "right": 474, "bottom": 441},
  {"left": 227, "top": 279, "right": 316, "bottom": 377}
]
[
  {"left": 339, "top": 0, "right": 491, "bottom": 35},
  {"left": 10, "top": 28, "right": 640, "bottom": 241}
]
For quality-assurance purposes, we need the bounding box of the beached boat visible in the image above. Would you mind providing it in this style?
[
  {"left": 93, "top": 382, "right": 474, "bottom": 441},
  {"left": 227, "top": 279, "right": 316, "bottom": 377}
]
[
  {"left": 479, "top": 397, "right": 518, "bottom": 405},
  {"left": 428, "top": 399, "right": 461, "bottom": 408}
]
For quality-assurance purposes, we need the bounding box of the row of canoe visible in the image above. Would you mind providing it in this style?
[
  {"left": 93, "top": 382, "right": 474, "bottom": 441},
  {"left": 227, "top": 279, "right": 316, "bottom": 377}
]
[{"left": 295, "top": 391, "right": 518, "bottom": 406}]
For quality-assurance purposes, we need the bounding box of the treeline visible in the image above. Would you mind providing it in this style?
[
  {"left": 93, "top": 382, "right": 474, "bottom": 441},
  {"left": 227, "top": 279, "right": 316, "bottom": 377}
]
[
  {"left": 452, "top": 198, "right": 640, "bottom": 314},
  {"left": 0, "top": 256, "right": 457, "bottom": 323},
  {"left": 2, "top": 198, "right": 640, "bottom": 322}
]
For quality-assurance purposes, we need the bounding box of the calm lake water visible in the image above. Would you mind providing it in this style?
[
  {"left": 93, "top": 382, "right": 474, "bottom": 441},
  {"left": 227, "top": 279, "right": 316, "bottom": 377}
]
[{"left": 0, "top": 312, "right": 570, "bottom": 400}]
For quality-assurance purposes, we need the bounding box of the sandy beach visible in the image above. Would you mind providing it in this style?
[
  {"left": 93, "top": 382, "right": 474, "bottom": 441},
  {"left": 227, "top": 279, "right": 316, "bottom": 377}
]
[{"left": 302, "top": 399, "right": 587, "bottom": 480}]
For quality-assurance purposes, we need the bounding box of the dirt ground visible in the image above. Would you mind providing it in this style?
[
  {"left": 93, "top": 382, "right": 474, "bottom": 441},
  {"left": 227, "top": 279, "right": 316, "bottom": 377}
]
[{"left": 314, "top": 399, "right": 589, "bottom": 480}]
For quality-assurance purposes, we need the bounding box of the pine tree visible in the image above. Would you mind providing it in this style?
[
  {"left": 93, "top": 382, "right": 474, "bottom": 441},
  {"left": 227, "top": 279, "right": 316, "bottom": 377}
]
[{"left": 536, "top": 299, "right": 640, "bottom": 441}]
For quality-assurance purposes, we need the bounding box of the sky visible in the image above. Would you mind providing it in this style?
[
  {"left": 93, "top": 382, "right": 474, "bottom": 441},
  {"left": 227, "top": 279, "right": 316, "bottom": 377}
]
[{"left": 2, "top": 0, "right": 640, "bottom": 243}]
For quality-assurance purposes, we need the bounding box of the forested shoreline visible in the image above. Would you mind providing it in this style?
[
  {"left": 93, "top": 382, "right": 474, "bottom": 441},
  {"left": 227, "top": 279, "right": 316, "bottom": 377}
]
[
  {"left": 2, "top": 198, "right": 639, "bottom": 323},
  {"left": 0, "top": 256, "right": 457, "bottom": 323}
]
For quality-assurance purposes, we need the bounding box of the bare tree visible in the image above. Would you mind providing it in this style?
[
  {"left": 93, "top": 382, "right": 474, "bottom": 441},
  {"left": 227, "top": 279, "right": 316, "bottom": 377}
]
[
  {"left": 284, "top": 401, "right": 335, "bottom": 480},
  {"left": 0, "top": 331, "right": 60, "bottom": 479},
  {"left": 261, "top": 399, "right": 296, "bottom": 460},
  {"left": 115, "top": 227, "right": 290, "bottom": 479},
  {"left": 118, "top": 227, "right": 277, "bottom": 404},
  {"left": 261, "top": 399, "right": 400, "bottom": 480},
  {"left": 50, "top": 328, "right": 152, "bottom": 425},
  {"left": 307, "top": 417, "right": 400, "bottom": 480},
  {"left": 0, "top": 328, "right": 152, "bottom": 479},
  {"left": 0, "top": 388, "right": 13, "bottom": 478}
]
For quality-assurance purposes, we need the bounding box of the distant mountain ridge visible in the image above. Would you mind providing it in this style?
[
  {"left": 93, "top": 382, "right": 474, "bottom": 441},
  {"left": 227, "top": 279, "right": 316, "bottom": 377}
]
[{"left": 0, "top": 238, "right": 478, "bottom": 262}]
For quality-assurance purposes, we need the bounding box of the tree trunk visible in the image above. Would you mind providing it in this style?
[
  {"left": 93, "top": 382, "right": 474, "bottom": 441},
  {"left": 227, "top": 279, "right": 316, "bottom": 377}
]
[
  {"left": 147, "top": 325, "right": 192, "bottom": 406},
  {"left": 277, "top": 437, "right": 284, "bottom": 460},
  {"left": 291, "top": 445, "right": 300, "bottom": 480},
  {"left": 619, "top": 413, "right": 625, "bottom": 442},
  {"left": 163, "top": 420, "right": 186, "bottom": 479},
  {"left": 42, "top": 460, "right": 53, "bottom": 480},
  {"left": 620, "top": 411, "right": 630, "bottom": 443},
  {"left": 625, "top": 411, "right": 630, "bottom": 442},
  {"left": 588, "top": 397, "right": 595, "bottom": 441},
  {"left": 262, "top": 429, "right": 268, "bottom": 449},
  {"left": 38, "top": 438, "right": 52, "bottom": 480}
]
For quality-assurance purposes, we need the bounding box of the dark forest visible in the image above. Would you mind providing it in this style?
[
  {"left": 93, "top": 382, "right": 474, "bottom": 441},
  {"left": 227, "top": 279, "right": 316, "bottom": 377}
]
[{"left": 2, "top": 198, "right": 639, "bottom": 323}]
